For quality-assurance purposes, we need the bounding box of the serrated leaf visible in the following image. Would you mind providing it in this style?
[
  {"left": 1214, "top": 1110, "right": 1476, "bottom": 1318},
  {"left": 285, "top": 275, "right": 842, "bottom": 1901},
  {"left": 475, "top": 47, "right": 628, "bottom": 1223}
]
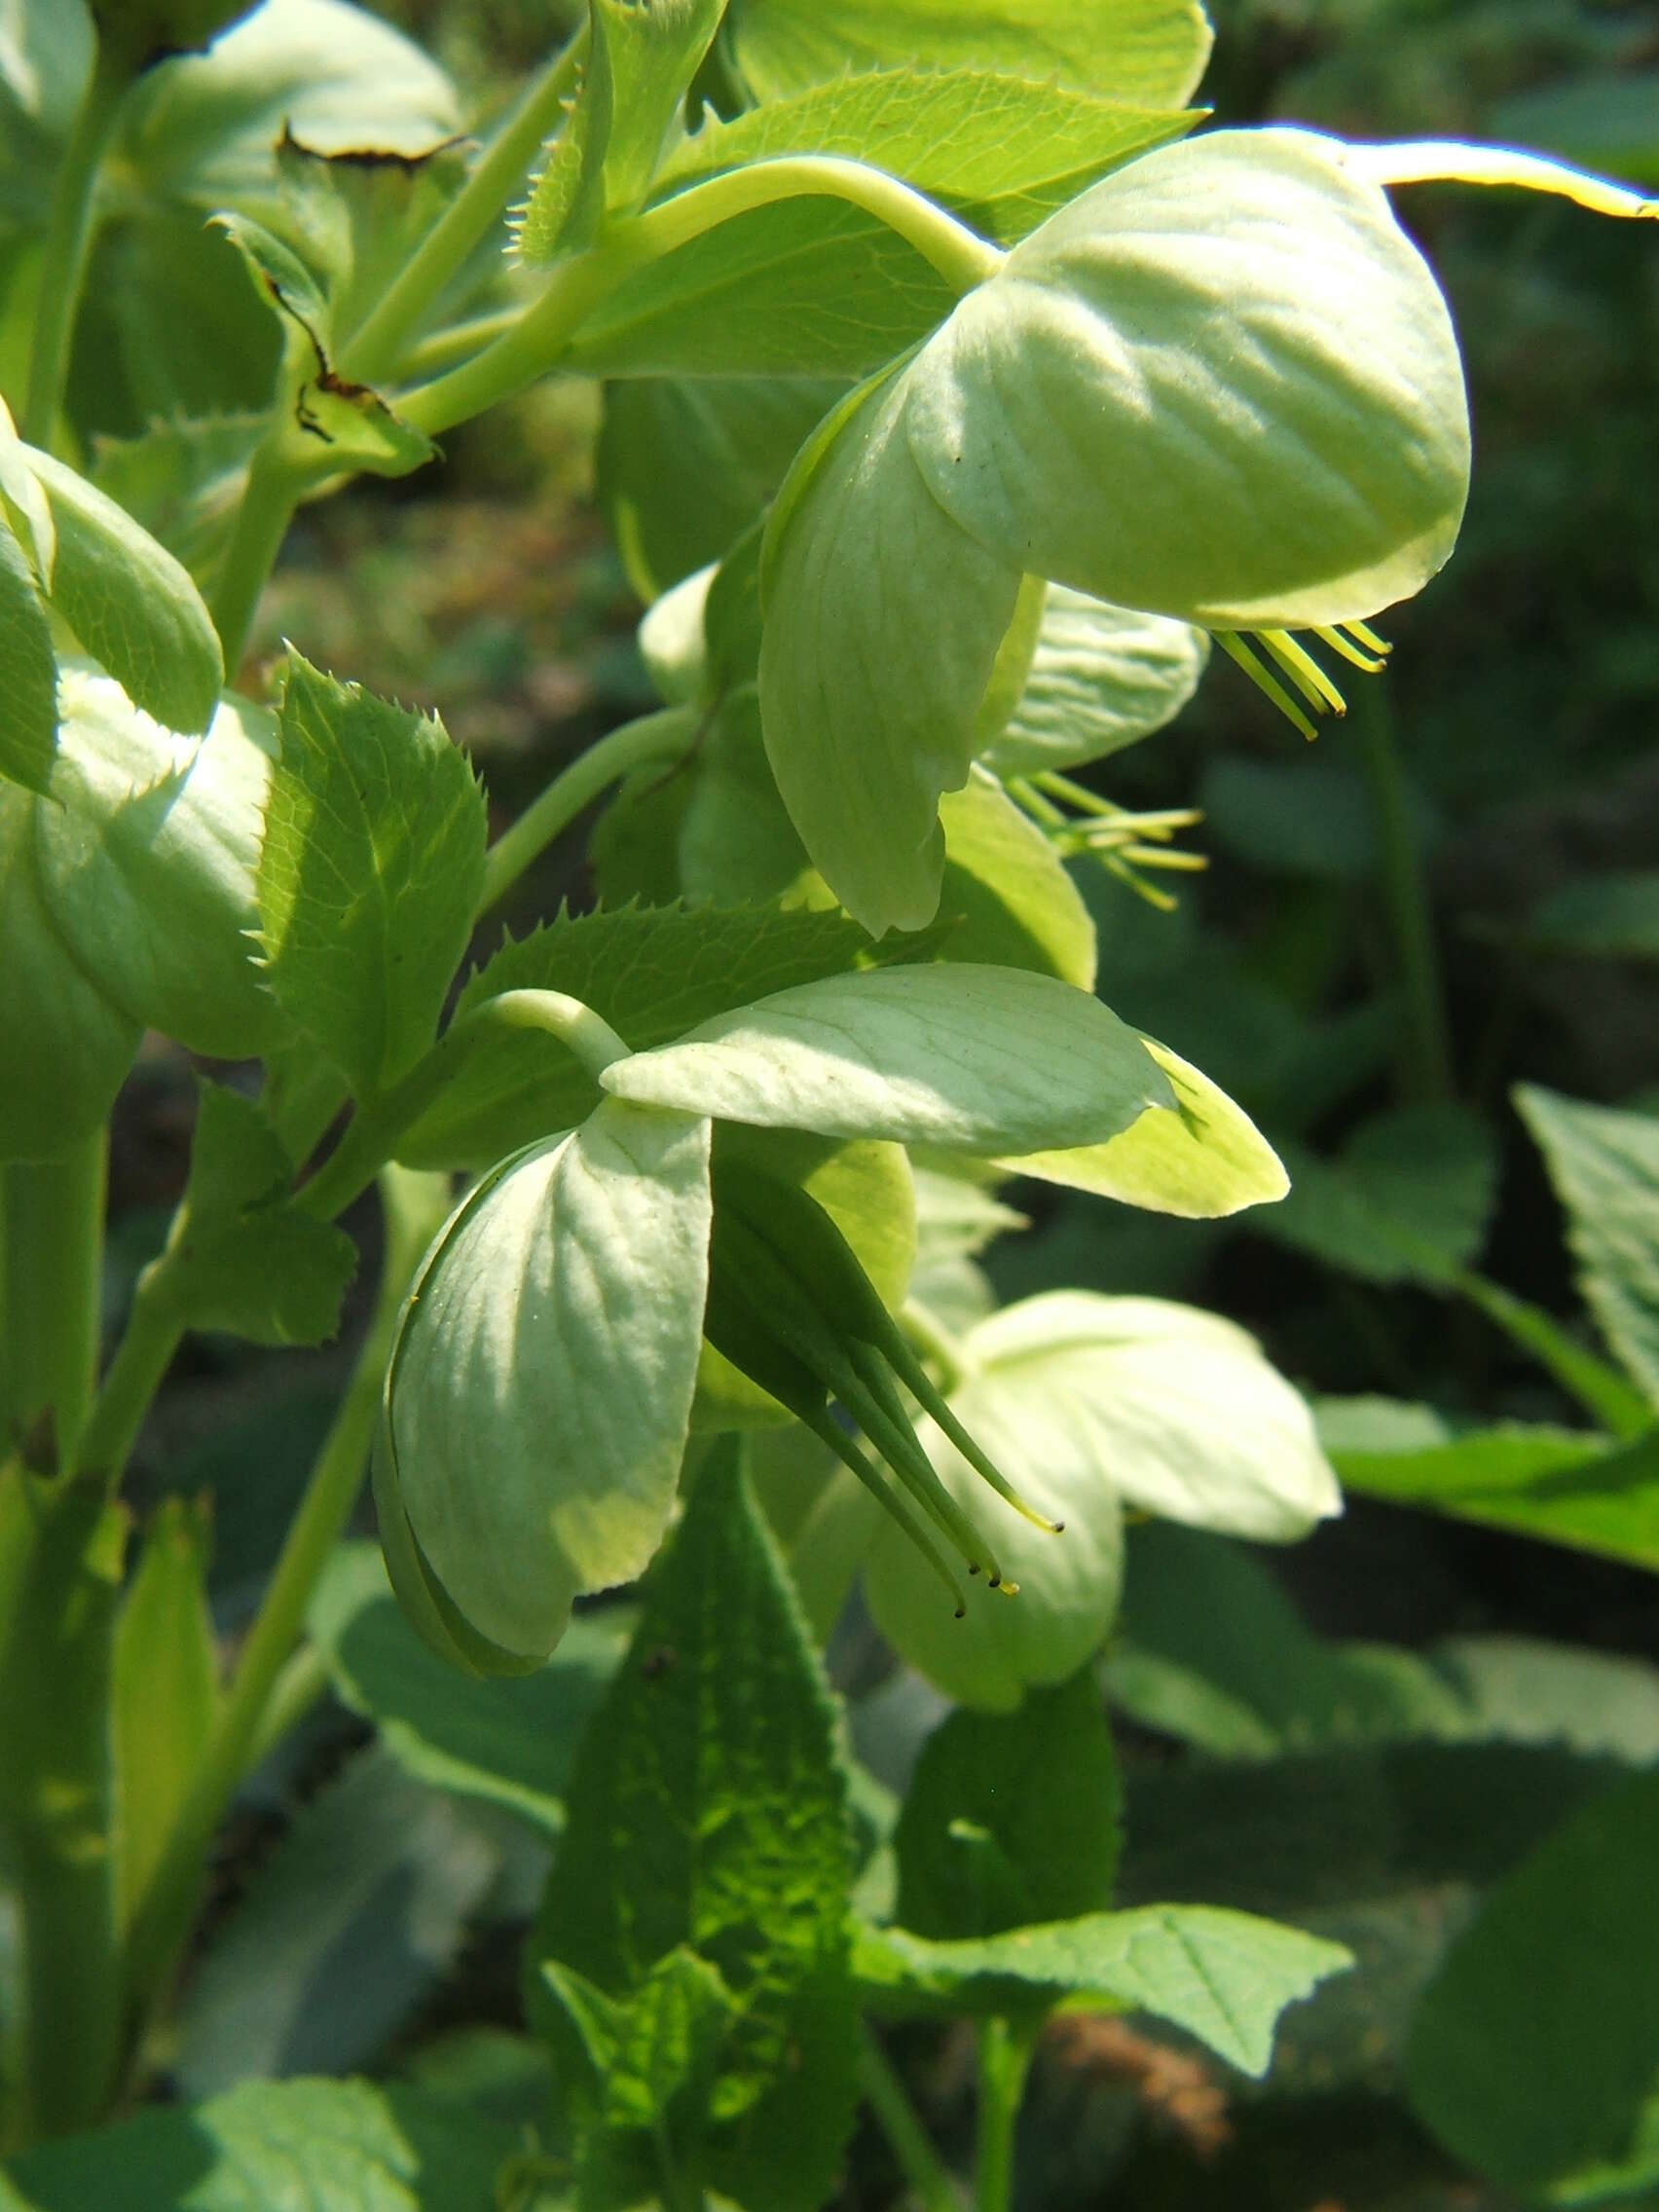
[
  {"left": 604, "top": 964, "right": 1172, "bottom": 1153},
  {"left": 656, "top": 68, "right": 1196, "bottom": 244},
  {"left": 310, "top": 1542, "right": 633, "bottom": 1834},
  {"left": 528, "top": 1443, "right": 859, "bottom": 2212},
  {"left": 148, "top": 1083, "right": 356, "bottom": 1346},
  {"left": 21, "top": 448, "right": 222, "bottom": 736},
  {"left": 4, "top": 2075, "right": 517, "bottom": 2212},
  {"left": 985, "top": 586, "right": 1208, "bottom": 777},
  {"left": 113, "top": 1497, "right": 219, "bottom": 1930},
  {"left": 1407, "top": 1770, "right": 1659, "bottom": 2200},
  {"left": 174, "top": 1746, "right": 500, "bottom": 2096},
  {"left": 1002, "top": 1036, "right": 1287, "bottom": 1218},
  {"left": 724, "top": 0, "right": 1213, "bottom": 111},
  {"left": 0, "top": 781, "right": 138, "bottom": 1163},
  {"left": 258, "top": 653, "right": 485, "bottom": 1098},
  {"left": 853, "top": 1907, "right": 1349, "bottom": 2076},
  {"left": 35, "top": 672, "right": 288, "bottom": 1058},
  {"left": 895, "top": 1671, "right": 1121, "bottom": 1940},
  {"left": 0, "top": 515, "right": 57, "bottom": 795},
  {"left": 904, "top": 128, "right": 1469, "bottom": 630},
  {"left": 1318, "top": 1396, "right": 1659, "bottom": 1573},
  {"left": 395, "top": 898, "right": 875, "bottom": 1170},
  {"left": 1515, "top": 1085, "right": 1659, "bottom": 1407}
]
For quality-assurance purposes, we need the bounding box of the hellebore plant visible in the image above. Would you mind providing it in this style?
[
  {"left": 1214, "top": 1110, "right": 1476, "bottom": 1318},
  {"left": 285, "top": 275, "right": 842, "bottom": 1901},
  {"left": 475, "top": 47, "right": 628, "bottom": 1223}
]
[{"left": 0, "top": 0, "right": 1653, "bottom": 2188}]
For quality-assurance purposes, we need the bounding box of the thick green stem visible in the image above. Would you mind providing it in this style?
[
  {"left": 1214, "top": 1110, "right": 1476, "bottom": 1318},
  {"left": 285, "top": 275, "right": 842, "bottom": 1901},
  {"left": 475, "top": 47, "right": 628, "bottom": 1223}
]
[
  {"left": 859, "top": 2028, "right": 962, "bottom": 2212},
  {"left": 75, "top": 1272, "right": 183, "bottom": 1502},
  {"left": 975, "top": 2017, "right": 1037, "bottom": 2212},
  {"left": 208, "top": 451, "right": 304, "bottom": 676},
  {"left": 121, "top": 1166, "right": 451, "bottom": 2024},
  {"left": 21, "top": 54, "right": 127, "bottom": 450},
  {"left": 481, "top": 704, "right": 697, "bottom": 910},
  {"left": 1353, "top": 683, "right": 1453, "bottom": 1104},
  {"left": 400, "top": 157, "right": 1001, "bottom": 436},
  {"left": 337, "top": 31, "right": 587, "bottom": 387},
  {"left": 0, "top": 1136, "right": 107, "bottom": 1474}
]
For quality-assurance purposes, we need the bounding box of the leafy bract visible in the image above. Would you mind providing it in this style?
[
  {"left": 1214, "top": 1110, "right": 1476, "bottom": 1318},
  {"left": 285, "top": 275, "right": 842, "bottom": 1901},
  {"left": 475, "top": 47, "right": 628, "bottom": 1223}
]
[
  {"left": 35, "top": 673, "right": 286, "bottom": 1058},
  {"left": 604, "top": 964, "right": 1173, "bottom": 1154},
  {"left": 1003, "top": 1037, "right": 1288, "bottom": 1218},
  {"left": 380, "top": 1104, "right": 712, "bottom": 1665},
  {"left": 984, "top": 586, "right": 1209, "bottom": 777},
  {"left": 656, "top": 68, "right": 1196, "bottom": 245},
  {"left": 271, "top": 133, "right": 470, "bottom": 359},
  {"left": 724, "top": 0, "right": 1214, "bottom": 111},
  {"left": 0, "top": 781, "right": 138, "bottom": 1162},
  {"left": 20, "top": 449, "right": 222, "bottom": 737},
  {"left": 759, "top": 368, "right": 1022, "bottom": 932},
  {"left": 257, "top": 654, "right": 485, "bottom": 1099},
  {"left": 853, "top": 1907, "right": 1349, "bottom": 2077},
  {"left": 395, "top": 899, "right": 876, "bottom": 1170},
  {"left": 0, "top": 504, "right": 56, "bottom": 795},
  {"left": 1406, "top": 1770, "right": 1659, "bottom": 2200},
  {"left": 1258, "top": 1101, "right": 1498, "bottom": 1288},
  {"left": 905, "top": 128, "right": 1469, "bottom": 629},
  {"left": 529, "top": 1444, "right": 859, "bottom": 2212},
  {"left": 3, "top": 2076, "right": 516, "bottom": 2212},
  {"left": 1514, "top": 1085, "right": 1659, "bottom": 1407}
]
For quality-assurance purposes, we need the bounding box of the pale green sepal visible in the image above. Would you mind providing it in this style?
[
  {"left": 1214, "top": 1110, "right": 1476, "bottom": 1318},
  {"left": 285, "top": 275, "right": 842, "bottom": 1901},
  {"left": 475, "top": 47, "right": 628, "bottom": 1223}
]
[
  {"left": 1001, "top": 1039, "right": 1288, "bottom": 1218},
  {"left": 0, "top": 396, "right": 54, "bottom": 583},
  {"left": 1341, "top": 137, "right": 1658, "bottom": 221},
  {"left": 904, "top": 128, "right": 1471, "bottom": 629},
  {"left": 22, "top": 448, "right": 223, "bottom": 736},
  {"left": 602, "top": 965, "right": 1174, "bottom": 1155},
  {"left": 383, "top": 1104, "right": 713, "bottom": 1660},
  {"left": 35, "top": 672, "right": 289, "bottom": 1059},
  {"left": 0, "top": 513, "right": 57, "bottom": 796},
  {"left": 970, "top": 571, "right": 1047, "bottom": 750},
  {"left": 984, "top": 588, "right": 1208, "bottom": 777},
  {"left": 936, "top": 770, "right": 1096, "bottom": 989},
  {"left": 638, "top": 563, "right": 714, "bottom": 707},
  {"left": 758, "top": 366, "right": 1021, "bottom": 935}
]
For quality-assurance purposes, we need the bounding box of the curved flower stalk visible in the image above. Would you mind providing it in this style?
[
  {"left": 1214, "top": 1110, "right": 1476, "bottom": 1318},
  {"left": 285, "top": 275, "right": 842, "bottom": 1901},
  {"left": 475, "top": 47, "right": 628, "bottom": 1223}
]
[
  {"left": 758, "top": 126, "right": 1657, "bottom": 934},
  {"left": 373, "top": 962, "right": 1178, "bottom": 1673}
]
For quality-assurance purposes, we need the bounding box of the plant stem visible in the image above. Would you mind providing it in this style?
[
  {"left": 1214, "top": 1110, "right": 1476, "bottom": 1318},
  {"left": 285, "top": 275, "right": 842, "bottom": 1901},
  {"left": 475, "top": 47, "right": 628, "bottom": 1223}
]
[
  {"left": 21, "top": 53, "right": 127, "bottom": 449},
  {"left": 0, "top": 1139, "right": 106, "bottom": 1474},
  {"left": 337, "top": 31, "right": 587, "bottom": 387},
  {"left": 120, "top": 1166, "right": 452, "bottom": 2024},
  {"left": 76, "top": 1272, "right": 183, "bottom": 1502},
  {"left": 1353, "top": 682, "right": 1453, "bottom": 1104},
  {"left": 859, "top": 2027, "right": 961, "bottom": 2212},
  {"left": 209, "top": 450, "right": 303, "bottom": 676},
  {"left": 975, "top": 2016, "right": 1037, "bottom": 2212},
  {"left": 400, "top": 157, "right": 1001, "bottom": 436},
  {"left": 480, "top": 704, "right": 698, "bottom": 911}
]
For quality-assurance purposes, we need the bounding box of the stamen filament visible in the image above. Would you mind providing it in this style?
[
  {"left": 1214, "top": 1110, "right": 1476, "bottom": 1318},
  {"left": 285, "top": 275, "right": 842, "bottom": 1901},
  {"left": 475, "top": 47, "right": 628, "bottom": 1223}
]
[
  {"left": 1259, "top": 629, "right": 1348, "bottom": 716},
  {"left": 1344, "top": 618, "right": 1392, "bottom": 657},
  {"left": 1315, "top": 623, "right": 1387, "bottom": 673},
  {"left": 1213, "top": 632, "right": 1318, "bottom": 741}
]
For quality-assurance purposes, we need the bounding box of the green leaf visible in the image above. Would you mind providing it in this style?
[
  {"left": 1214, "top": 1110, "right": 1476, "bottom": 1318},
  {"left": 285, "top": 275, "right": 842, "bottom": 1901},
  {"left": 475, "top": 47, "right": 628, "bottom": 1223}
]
[
  {"left": 895, "top": 1671, "right": 1121, "bottom": 1939},
  {"left": 656, "top": 68, "right": 1197, "bottom": 245},
  {"left": 1515, "top": 1085, "right": 1659, "bottom": 1407},
  {"left": 35, "top": 673, "right": 288, "bottom": 1058},
  {"left": 1522, "top": 867, "right": 1659, "bottom": 961},
  {"left": 310, "top": 1543, "right": 633, "bottom": 1834},
  {"left": 748, "top": 1422, "right": 880, "bottom": 1643},
  {"left": 1492, "top": 71, "right": 1659, "bottom": 190},
  {"left": 528, "top": 1443, "right": 859, "bottom": 2212},
  {"left": 380, "top": 1104, "right": 712, "bottom": 1664},
  {"left": 517, "top": 0, "right": 725, "bottom": 257},
  {"left": 89, "top": 415, "right": 266, "bottom": 591},
  {"left": 20, "top": 448, "right": 222, "bottom": 735},
  {"left": 985, "top": 586, "right": 1208, "bottom": 777},
  {"left": 724, "top": 0, "right": 1213, "bottom": 110},
  {"left": 853, "top": 1907, "right": 1349, "bottom": 2077},
  {"left": 1432, "top": 1635, "right": 1659, "bottom": 1764},
  {"left": 1318, "top": 1396, "right": 1659, "bottom": 1573},
  {"left": 542, "top": 1947, "right": 736, "bottom": 2157},
  {"left": 676, "top": 687, "right": 823, "bottom": 906},
  {"left": 1407, "top": 1770, "right": 1659, "bottom": 2201},
  {"left": 904, "top": 128, "right": 1469, "bottom": 629},
  {"left": 174, "top": 1746, "right": 501, "bottom": 2096},
  {"left": 258, "top": 653, "right": 486, "bottom": 1098},
  {"left": 597, "top": 376, "right": 844, "bottom": 601},
  {"left": 757, "top": 366, "right": 1022, "bottom": 933},
  {"left": 150, "top": 1083, "right": 356, "bottom": 1346},
  {"left": 0, "top": 780, "right": 138, "bottom": 1163},
  {"left": 395, "top": 898, "right": 875, "bottom": 1171},
  {"left": 604, "top": 964, "right": 1172, "bottom": 1153},
  {"left": 4, "top": 2076, "right": 517, "bottom": 2212},
  {"left": 112, "top": 1497, "right": 219, "bottom": 1931},
  {"left": 1002, "top": 1036, "right": 1288, "bottom": 1219},
  {"left": 0, "top": 509, "right": 57, "bottom": 795},
  {"left": 934, "top": 771, "right": 1095, "bottom": 987}
]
